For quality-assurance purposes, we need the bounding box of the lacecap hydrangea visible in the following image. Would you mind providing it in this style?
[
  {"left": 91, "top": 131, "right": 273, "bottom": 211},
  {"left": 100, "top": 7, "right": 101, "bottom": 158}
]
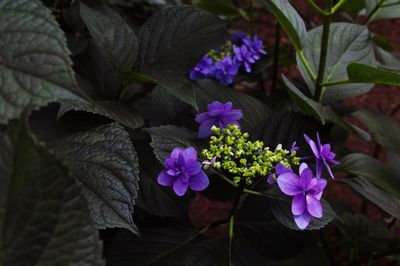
[{"left": 189, "top": 32, "right": 268, "bottom": 85}]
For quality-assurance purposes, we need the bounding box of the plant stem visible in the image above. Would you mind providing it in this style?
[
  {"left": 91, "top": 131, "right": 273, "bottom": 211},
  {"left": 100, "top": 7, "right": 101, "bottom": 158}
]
[
  {"left": 228, "top": 183, "right": 244, "bottom": 266},
  {"left": 307, "top": 0, "right": 329, "bottom": 16},
  {"left": 331, "top": 0, "right": 347, "bottom": 14},
  {"left": 314, "top": 1, "right": 333, "bottom": 102},
  {"left": 365, "top": 0, "right": 386, "bottom": 24},
  {"left": 321, "top": 79, "right": 350, "bottom": 86},
  {"left": 271, "top": 21, "right": 281, "bottom": 92}
]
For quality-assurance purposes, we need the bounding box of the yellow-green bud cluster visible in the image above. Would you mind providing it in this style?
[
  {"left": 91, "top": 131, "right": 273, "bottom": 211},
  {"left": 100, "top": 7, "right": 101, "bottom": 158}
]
[
  {"left": 202, "top": 125, "right": 300, "bottom": 186},
  {"left": 207, "top": 41, "right": 233, "bottom": 61}
]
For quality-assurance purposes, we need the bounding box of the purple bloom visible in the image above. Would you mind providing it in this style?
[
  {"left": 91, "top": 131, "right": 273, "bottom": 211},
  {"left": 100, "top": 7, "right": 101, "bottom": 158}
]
[
  {"left": 277, "top": 163, "right": 327, "bottom": 230},
  {"left": 233, "top": 45, "right": 257, "bottom": 73},
  {"left": 304, "top": 133, "right": 340, "bottom": 179},
  {"left": 189, "top": 56, "right": 216, "bottom": 80},
  {"left": 214, "top": 56, "right": 240, "bottom": 85},
  {"left": 158, "top": 147, "right": 209, "bottom": 196},
  {"left": 229, "top": 31, "right": 247, "bottom": 46},
  {"left": 195, "top": 101, "right": 243, "bottom": 138},
  {"left": 242, "top": 35, "right": 268, "bottom": 58},
  {"left": 290, "top": 141, "right": 299, "bottom": 152},
  {"left": 267, "top": 163, "right": 292, "bottom": 184}
]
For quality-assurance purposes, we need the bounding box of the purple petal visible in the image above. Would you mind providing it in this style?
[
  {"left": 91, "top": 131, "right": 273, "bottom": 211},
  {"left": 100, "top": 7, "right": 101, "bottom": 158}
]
[
  {"left": 299, "top": 162, "right": 309, "bottom": 175},
  {"left": 164, "top": 157, "right": 175, "bottom": 169},
  {"left": 222, "top": 110, "right": 243, "bottom": 123},
  {"left": 177, "top": 153, "right": 185, "bottom": 166},
  {"left": 316, "top": 159, "right": 323, "bottom": 178},
  {"left": 316, "top": 132, "right": 323, "bottom": 149},
  {"left": 310, "top": 178, "right": 327, "bottom": 200},
  {"left": 294, "top": 212, "right": 312, "bottom": 230},
  {"left": 292, "top": 194, "right": 306, "bottom": 216},
  {"left": 267, "top": 174, "right": 276, "bottom": 184},
  {"left": 198, "top": 119, "right": 217, "bottom": 138},
  {"left": 185, "top": 159, "right": 202, "bottom": 175},
  {"left": 304, "top": 134, "right": 320, "bottom": 159},
  {"left": 323, "top": 159, "right": 335, "bottom": 179},
  {"left": 183, "top": 147, "right": 197, "bottom": 161},
  {"left": 189, "top": 170, "right": 209, "bottom": 191},
  {"left": 277, "top": 172, "right": 302, "bottom": 196},
  {"left": 170, "top": 147, "right": 184, "bottom": 159},
  {"left": 275, "top": 163, "right": 292, "bottom": 175},
  {"left": 195, "top": 112, "right": 210, "bottom": 123},
  {"left": 157, "top": 170, "right": 175, "bottom": 186},
  {"left": 299, "top": 167, "right": 313, "bottom": 189},
  {"left": 306, "top": 195, "right": 323, "bottom": 218},
  {"left": 223, "top": 101, "right": 233, "bottom": 111},
  {"left": 173, "top": 178, "right": 189, "bottom": 196},
  {"left": 167, "top": 169, "right": 179, "bottom": 176}
]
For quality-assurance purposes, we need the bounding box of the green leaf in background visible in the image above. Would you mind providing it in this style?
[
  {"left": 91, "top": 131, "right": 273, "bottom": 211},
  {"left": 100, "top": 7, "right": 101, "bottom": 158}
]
[
  {"left": 196, "top": 0, "right": 248, "bottom": 19},
  {"left": 343, "top": 178, "right": 400, "bottom": 219},
  {"left": 145, "top": 125, "right": 199, "bottom": 164},
  {"left": 365, "top": 0, "right": 400, "bottom": 23},
  {"left": 194, "top": 79, "right": 271, "bottom": 131},
  {"left": 58, "top": 99, "right": 144, "bottom": 130},
  {"left": 0, "top": 0, "right": 79, "bottom": 123},
  {"left": 341, "top": 153, "right": 400, "bottom": 198},
  {"left": 80, "top": 2, "right": 138, "bottom": 70},
  {"left": 353, "top": 109, "right": 400, "bottom": 152},
  {"left": 347, "top": 63, "right": 400, "bottom": 86},
  {"left": 0, "top": 121, "right": 104, "bottom": 265},
  {"left": 261, "top": 0, "right": 303, "bottom": 52},
  {"left": 297, "top": 23, "right": 375, "bottom": 102},
  {"left": 374, "top": 46, "right": 400, "bottom": 71},
  {"left": 282, "top": 75, "right": 371, "bottom": 141},
  {"left": 135, "top": 6, "right": 226, "bottom": 109},
  {"left": 55, "top": 123, "right": 140, "bottom": 234},
  {"left": 342, "top": 0, "right": 365, "bottom": 17}
]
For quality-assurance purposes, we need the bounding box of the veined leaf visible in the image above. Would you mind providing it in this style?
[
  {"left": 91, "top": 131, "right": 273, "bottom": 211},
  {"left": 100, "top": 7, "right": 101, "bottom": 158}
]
[
  {"left": 0, "top": 0, "right": 79, "bottom": 123},
  {"left": 365, "top": 0, "right": 400, "bottom": 22},
  {"left": 347, "top": 63, "right": 400, "bottom": 86},
  {"left": 0, "top": 121, "right": 104, "bottom": 265},
  {"left": 55, "top": 123, "right": 140, "bottom": 234},
  {"left": 80, "top": 2, "right": 138, "bottom": 70},
  {"left": 297, "top": 23, "right": 375, "bottom": 102}
]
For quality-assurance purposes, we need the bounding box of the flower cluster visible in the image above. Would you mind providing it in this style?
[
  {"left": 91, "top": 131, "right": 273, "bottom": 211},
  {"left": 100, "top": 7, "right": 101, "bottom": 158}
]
[
  {"left": 201, "top": 124, "right": 300, "bottom": 186},
  {"left": 189, "top": 32, "right": 267, "bottom": 85},
  {"left": 195, "top": 101, "right": 243, "bottom": 138}
]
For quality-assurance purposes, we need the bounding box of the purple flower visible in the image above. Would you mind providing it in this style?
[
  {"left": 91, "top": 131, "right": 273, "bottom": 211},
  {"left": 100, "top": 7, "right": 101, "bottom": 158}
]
[
  {"left": 189, "top": 56, "right": 216, "bottom": 80},
  {"left": 229, "top": 31, "right": 247, "bottom": 46},
  {"left": 304, "top": 133, "right": 340, "bottom": 179},
  {"left": 277, "top": 163, "right": 327, "bottom": 230},
  {"left": 290, "top": 141, "right": 299, "bottom": 152},
  {"left": 267, "top": 163, "right": 292, "bottom": 184},
  {"left": 233, "top": 45, "right": 257, "bottom": 73},
  {"left": 242, "top": 35, "right": 268, "bottom": 58},
  {"left": 195, "top": 101, "right": 243, "bottom": 138},
  {"left": 157, "top": 147, "right": 209, "bottom": 196},
  {"left": 214, "top": 56, "right": 240, "bottom": 85}
]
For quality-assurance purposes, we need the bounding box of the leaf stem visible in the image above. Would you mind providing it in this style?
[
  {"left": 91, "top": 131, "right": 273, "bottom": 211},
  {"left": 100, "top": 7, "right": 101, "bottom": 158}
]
[
  {"left": 314, "top": 1, "right": 333, "bottom": 102},
  {"left": 299, "top": 51, "right": 317, "bottom": 81},
  {"left": 365, "top": 0, "right": 386, "bottom": 24},
  {"left": 331, "top": 0, "right": 347, "bottom": 14},
  {"left": 321, "top": 79, "right": 350, "bottom": 86},
  {"left": 307, "top": 0, "right": 329, "bottom": 16}
]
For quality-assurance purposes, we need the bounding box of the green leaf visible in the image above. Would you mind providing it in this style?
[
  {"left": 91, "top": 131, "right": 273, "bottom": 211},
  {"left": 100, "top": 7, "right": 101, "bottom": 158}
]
[
  {"left": 353, "top": 109, "right": 400, "bottom": 152},
  {"left": 282, "top": 75, "right": 371, "bottom": 141},
  {"left": 135, "top": 6, "right": 226, "bottom": 109},
  {"left": 365, "top": 0, "right": 400, "bottom": 22},
  {"left": 374, "top": 46, "right": 400, "bottom": 71},
  {"left": 0, "top": 121, "right": 104, "bottom": 265},
  {"left": 297, "top": 23, "right": 375, "bottom": 102},
  {"left": 0, "top": 0, "right": 79, "bottom": 123},
  {"left": 196, "top": 0, "right": 246, "bottom": 18},
  {"left": 55, "top": 123, "right": 140, "bottom": 234},
  {"left": 342, "top": 178, "right": 400, "bottom": 219},
  {"left": 58, "top": 99, "right": 144, "bottom": 129},
  {"left": 145, "top": 125, "right": 199, "bottom": 164},
  {"left": 347, "top": 63, "right": 400, "bottom": 86},
  {"left": 342, "top": 0, "right": 366, "bottom": 17},
  {"left": 194, "top": 79, "right": 271, "bottom": 131},
  {"left": 80, "top": 2, "right": 138, "bottom": 70},
  {"left": 261, "top": 0, "right": 303, "bottom": 51},
  {"left": 271, "top": 197, "right": 337, "bottom": 230},
  {"left": 341, "top": 153, "right": 400, "bottom": 198}
]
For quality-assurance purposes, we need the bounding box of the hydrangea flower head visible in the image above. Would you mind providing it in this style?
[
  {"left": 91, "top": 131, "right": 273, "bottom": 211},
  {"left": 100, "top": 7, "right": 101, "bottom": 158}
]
[
  {"left": 189, "top": 55, "right": 215, "bottom": 80},
  {"left": 233, "top": 45, "right": 256, "bottom": 73},
  {"left": 157, "top": 147, "right": 209, "bottom": 196},
  {"left": 277, "top": 163, "right": 327, "bottom": 229},
  {"left": 214, "top": 56, "right": 240, "bottom": 85},
  {"left": 304, "top": 133, "right": 340, "bottom": 179},
  {"left": 195, "top": 101, "right": 243, "bottom": 138}
]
